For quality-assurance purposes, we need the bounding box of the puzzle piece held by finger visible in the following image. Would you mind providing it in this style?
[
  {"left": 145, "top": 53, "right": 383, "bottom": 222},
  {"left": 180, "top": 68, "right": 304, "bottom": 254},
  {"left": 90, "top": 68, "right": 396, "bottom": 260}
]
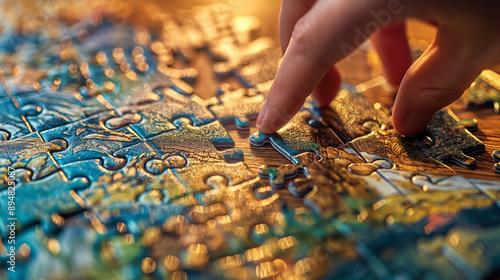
[{"left": 250, "top": 110, "right": 344, "bottom": 164}]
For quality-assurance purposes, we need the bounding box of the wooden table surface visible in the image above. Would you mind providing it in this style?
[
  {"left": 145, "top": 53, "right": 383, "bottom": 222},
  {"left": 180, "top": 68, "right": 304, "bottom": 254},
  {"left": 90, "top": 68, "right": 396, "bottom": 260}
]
[{"left": 160, "top": 1, "right": 500, "bottom": 185}]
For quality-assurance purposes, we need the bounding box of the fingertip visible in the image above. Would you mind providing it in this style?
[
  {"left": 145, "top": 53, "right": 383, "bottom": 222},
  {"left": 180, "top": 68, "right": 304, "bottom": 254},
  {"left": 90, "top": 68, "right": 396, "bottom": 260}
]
[
  {"left": 393, "top": 111, "right": 433, "bottom": 137},
  {"left": 258, "top": 110, "right": 286, "bottom": 134}
]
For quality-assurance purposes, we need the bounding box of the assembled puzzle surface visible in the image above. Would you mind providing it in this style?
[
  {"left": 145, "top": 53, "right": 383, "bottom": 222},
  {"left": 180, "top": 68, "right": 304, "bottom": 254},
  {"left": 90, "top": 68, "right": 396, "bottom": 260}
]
[{"left": 1, "top": 1, "right": 500, "bottom": 279}]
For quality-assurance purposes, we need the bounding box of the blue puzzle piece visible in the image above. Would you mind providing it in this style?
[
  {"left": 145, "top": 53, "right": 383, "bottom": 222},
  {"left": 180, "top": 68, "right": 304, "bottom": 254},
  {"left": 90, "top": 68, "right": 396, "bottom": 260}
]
[
  {"left": 62, "top": 142, "right": 189, "bottom": 208},
  {"left": 121, "top": 88, "right": 215, "bottom": 138},
  {"left": 0, "top": 97, "right": 35, "bottom": 140},
  {"left": 0, "top": 171, "right": 89, "bottom": 236},
  {"left": 40, "top": 112, "right": 142, "bottom": 169},
  {"left": 15, "top": 89, "right": 108, "bottom": 132},
  {"left": 1, "top": 215, "right": 149, "bottom": 280}
]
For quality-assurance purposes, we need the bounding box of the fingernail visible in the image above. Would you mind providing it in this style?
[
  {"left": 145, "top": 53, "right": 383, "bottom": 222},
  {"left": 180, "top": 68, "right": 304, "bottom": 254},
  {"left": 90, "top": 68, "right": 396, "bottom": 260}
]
[{"left": 256, "top": 101, "right": 268, "bottom": 128}]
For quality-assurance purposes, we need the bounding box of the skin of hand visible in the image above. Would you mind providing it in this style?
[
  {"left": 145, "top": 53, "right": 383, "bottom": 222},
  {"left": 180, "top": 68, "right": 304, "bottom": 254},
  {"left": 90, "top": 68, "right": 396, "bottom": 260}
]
[{"left": 256, "top": 0, "right": 500, "bottom": 137}]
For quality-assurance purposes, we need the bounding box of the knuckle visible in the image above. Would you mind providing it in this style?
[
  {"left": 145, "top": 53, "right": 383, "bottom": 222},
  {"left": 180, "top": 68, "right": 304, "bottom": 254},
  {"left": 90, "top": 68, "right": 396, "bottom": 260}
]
[
  {"left": 290, "top": 16, "right": 332, "bottom": 69},
  {"left": 291, "top": 16, "right": 312, "bottom": 55}
]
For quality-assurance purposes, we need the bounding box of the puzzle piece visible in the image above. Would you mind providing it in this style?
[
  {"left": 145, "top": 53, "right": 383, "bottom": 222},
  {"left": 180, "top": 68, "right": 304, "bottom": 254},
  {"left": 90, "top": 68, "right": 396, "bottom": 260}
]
[
  {"left": 80, "top": 65, "right": 192, "bottom": 108},
  {"left": 349, "top": 129, "right": 456, "bottom": 176},
  {"left": 2, "top": 214, "right": 148, "bottom": 280},
  {"left": 173, "top": 160, "right": 255, "bottom": 194},
  {"left": 117, "top": 88, "right": 215, "bottom": 138},
  {"left": 0, "top": 171, "right": 89, "bottom": 236},
  {"left": 320, "top": 86, "right": 393, "bottom": 141},
  {"left": 493, "top": 149, "right": 500, "bottom": 174},
  {"left": 15, "top": 88, "right": 108, "bottom": 132},
  {"left": 0, "top": 97, "right": 34, "bottom": 140},
  {"left": 0, "top": 133, "right": 65, "bottom": 184},
  {"left": 206, "top": 85, "right": 265, "bottom": 130},
  {"left": 103, "top": 112, "right": 142, "bottom": 130},
  {"left": 200, "top": 176, "right": 282, "bottom": 243},
  {"left": 74, "top": 23, "right": 198, "bottom": 103},
  {"left": 460, "top": 70, "right": 500, "bottom": 114},
  {"left": 40, "top": 112, "right": 142, "bottom": 169},
  {"left": 311, "top": 85, "right": 455, "bottom": 175},
  {"left": 415, "top": 109, "right": 485, "bottom": 169},
  {"left": 147, "top": 117, "right": 238, "bottom": 158},
  {"left": 317, "top": 87, "right": 484, "bottom": 172},
  {"left": 144, "top": 176, "right": 282, "bottom": 272},
  {"left": 258, "top": 164, "right": 304, "bottom": 189},
  {"left": 290, "top": 147, "right": 401, "bottom": 218},
  {"left": 250, "top": 110, "right": 344, "bottom": 164},
  {"left": 63, "top": 153, "right": 188, "bottom": 215},
  {"left": 143, "top": 117, "right": 253, "bottom": 193},
  {"left": 258, "top": 146, "right": 402, "bottom": 218}
]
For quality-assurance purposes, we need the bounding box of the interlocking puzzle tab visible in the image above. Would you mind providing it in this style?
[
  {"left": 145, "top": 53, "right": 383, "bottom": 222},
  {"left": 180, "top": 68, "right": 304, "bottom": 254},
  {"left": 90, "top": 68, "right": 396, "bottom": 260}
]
[
  {"left": 206, "top": 84, "right": 266, "bottom": 130},
  {"left": 40, "top": 112, "right": 142, "bottom": 170},
  {"left": 0, "top": 133, "right": 65, "bottom": 183},
  {"left": 118, "top": 88, "right": 216, "bottom": 139}
]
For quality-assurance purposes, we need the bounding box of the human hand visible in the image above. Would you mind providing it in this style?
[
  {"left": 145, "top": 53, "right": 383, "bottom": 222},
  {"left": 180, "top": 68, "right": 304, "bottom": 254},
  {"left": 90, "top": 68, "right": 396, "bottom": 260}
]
[{"left": 256, "top": 0, "right": 500, "bottom": 136}]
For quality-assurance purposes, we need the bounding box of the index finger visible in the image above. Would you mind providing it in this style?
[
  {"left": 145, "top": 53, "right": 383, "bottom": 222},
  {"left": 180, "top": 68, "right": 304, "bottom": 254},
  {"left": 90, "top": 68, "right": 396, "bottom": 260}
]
[
  {"left": 258, "top": 0, "right": 411, "bottom": 134},
  {"left": 279, "top": 0, "right": 317, "bottom": 53}
]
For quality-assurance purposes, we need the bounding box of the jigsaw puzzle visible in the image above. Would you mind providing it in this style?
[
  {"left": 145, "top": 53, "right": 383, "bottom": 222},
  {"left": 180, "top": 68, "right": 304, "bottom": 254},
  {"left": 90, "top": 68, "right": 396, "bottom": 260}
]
[{"left": 1, "top": 1, "right": 500, "bottom": 279}]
